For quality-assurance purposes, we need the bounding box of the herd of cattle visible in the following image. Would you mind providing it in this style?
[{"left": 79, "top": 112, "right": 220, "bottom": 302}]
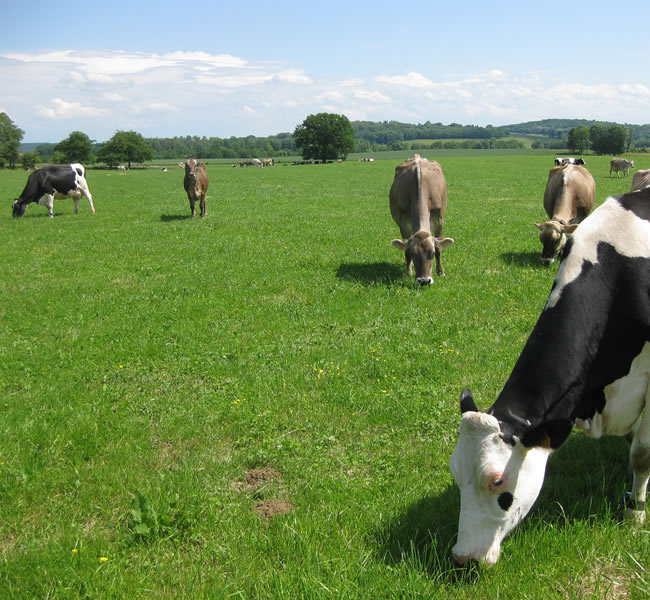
[{"left": 9, "top": 154, "right": 650, "bottom": 569}]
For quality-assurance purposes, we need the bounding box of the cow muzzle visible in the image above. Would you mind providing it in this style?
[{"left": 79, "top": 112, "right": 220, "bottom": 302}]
[
  {"left": 416, "top": 276, "right": 434, "bottom": 286},
  {"left": 539, "top": 256, "right": 555, "bottom": 266}
]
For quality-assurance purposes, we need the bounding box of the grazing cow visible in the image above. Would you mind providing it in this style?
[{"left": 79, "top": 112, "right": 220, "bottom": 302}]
[
  {"left": 182, "top": 158, "right": 209, "bottom": 218},
  {"left": 610, "top": 158, "right": 635, "bottom": 178},
  {"left": 389, "top": 154, "right": 454, "bottom": 285},
  {"left": 117, "top": 165, "right": 127, "bottom": 171},
  {"left": 554, "top": 157, "right": 585, "bottom": 166},
  {"left": 12, "top": 163, "right": 95, "bottom": 218},
  {"left": 630, "top": 168, "right": 650, "bottom": 192},
  {"left": 262, "top": 158, "right": 274, "bottom": 167},
  {"left": 535, "top": 164, "right": 595, "bottom": 265},
  {"left": 450, "top": 188, "right": 650, "bottom": 567}
]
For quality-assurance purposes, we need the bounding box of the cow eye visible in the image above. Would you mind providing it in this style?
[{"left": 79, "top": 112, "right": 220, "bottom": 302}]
[
  {"left": 498, "top": 492, "right": 514, "bottom": 511},
  {"left": 493, "top": 477, "right": 504, "bottom": 487}
]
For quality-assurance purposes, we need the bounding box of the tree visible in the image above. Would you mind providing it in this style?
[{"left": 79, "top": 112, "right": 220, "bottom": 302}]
[
  {"left": 97, "top": 130, "right": 154, "bottom": 168},
  {"left": 0, "top": 112, "right": 24, "bottom": 168},
  {"left": 55, "top": 131, "right": 95, "bottom": 164},
  {"left": 589, "top": 123, "right": 628, "bottom": 155},
  {"left": 293, "top": 113, "right": 354, "bottom": 162},
  {"left": 567, "top": 125, "right": 590, "bottom": 154},
  {"left": 21, "top": 152, "right": 40, "bottom": 170}
]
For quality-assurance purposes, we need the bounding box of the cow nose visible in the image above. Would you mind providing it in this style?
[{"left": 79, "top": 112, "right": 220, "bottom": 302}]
[
  {"left": 539, "top": 257, "right": 554, "bottom": 267},
  {"left": 416, "top": 276, "right": 434, "bottom": 286},
  {"left": 452, "top": 553, "right": 469, "bottom": 566}
]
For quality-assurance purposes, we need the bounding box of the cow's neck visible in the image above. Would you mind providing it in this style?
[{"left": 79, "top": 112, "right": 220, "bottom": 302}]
[{"left": 488, "top": 264, "right": 610, "bottom": 438}]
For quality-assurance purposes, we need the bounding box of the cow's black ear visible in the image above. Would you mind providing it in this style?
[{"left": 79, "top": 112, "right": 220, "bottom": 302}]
[
  {"left": 460, "top": 388, "right": 478, "bottom": 414},
  {"left": 521, "top": 420, "right": 572, "bottom": 449}
]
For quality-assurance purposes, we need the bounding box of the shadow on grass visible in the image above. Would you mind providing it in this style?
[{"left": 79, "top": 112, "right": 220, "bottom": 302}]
[
  {"left": 160, "top": 214, "right": 192, "bottom": 222},
  {"left": 499, "top": 251, "right": 544, "bottom": 268},
  {"left": 377, "top": 433, "right": 630, "bottom": 582},
  {"left": 335, "top": 261, "right": 404, "bottom": 285},
  {"left": 376, "top": 484, "right": 479, "bottom": 584}
]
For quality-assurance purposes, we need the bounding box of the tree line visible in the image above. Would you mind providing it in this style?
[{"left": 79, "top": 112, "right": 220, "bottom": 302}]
[{"left": 3, "top": 111, "right": 650, "bottom": 169}]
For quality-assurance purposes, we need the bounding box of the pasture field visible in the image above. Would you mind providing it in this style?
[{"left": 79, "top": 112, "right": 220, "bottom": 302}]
[{"left": 1, "top": 154, "right": 648, "bottom": 598}]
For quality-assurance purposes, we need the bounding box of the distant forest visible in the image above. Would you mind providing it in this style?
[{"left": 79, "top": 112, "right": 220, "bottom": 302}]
[{"left": 25, "top": 118, "right": 650, "bottom": 161}]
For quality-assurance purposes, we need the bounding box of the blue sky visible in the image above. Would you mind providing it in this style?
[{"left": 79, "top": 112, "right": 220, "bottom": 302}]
[{"left": 2, "top": 1, "right": 648, "bottom": 142}]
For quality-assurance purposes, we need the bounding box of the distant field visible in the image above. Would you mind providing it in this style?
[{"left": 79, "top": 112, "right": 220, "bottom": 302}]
[{"left": 1, "top": 155, "right": 648, "bottom": 598}]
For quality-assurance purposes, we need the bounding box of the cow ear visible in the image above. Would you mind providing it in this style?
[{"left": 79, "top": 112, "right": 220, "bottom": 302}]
[
  {"left": 460, "top": 388, "right": 478, "bottom": 414},
  {"left": 534, "top": 223, "right": 544, "bottom": 231},
  {"left": 565, "top": 224, "right": 579, "bottom": 235},
  {"left": 434, "top": 237, "right": 455, "bottom": 249},
  {"left": 391, "top": 239, "right": 408, "bottom": 250},
  {"left": 520, "top": 420, "right": 572, "bottom": 449}
]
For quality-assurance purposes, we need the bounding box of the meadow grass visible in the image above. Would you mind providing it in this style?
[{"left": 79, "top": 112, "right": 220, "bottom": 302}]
[{"left": 1, "top": 154, "right": 648, "bottom": 598}]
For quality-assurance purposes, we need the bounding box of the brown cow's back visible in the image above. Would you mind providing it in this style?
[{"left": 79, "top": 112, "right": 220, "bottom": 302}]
[{"left": 543, "top": 164, "right": 595, "bottom": 223}]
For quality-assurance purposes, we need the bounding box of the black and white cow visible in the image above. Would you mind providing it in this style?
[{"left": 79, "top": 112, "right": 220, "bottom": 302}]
[
  {"left": 12, "top": 163, "right": 95, "bottom": 218},
  {"left": 554, "top": 157, "right": 586, "bottom": 166},
  {"left": 449, "top": 188, "right": 650, "bottom": 567}
]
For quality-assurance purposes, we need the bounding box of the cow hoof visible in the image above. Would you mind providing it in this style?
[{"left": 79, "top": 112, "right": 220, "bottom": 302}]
[{"left": 625, "top": 508, "right": 646, "bottom": 525}]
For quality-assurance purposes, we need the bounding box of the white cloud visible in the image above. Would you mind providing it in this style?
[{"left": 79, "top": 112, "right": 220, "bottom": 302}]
[
  {"left": 2, "top": 48, "right": 650, "bottom": 141},
  {"left": 37, "top": 98, "right": 108, "bottom": 120},
  {"left": 353, "top": 89, "right": 391, "bottom": 104},
  {"left": 375, "top": 71, "right": 434, "bottom": 88}
]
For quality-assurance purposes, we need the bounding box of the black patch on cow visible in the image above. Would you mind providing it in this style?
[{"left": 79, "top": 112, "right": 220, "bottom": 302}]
[
  {"left": 520, "top": 419, "right": 573, "bottom": 449},
  {"left": 498, "top": 492, "right": 514, "bottom": 511},
  {"left": 618, "top": 187, "right": 650, "bottom": 222},
  {"left": 489, "top": 205, "right": 650, "bottom": 444},
  {"left": 460, "top": 388, "right": 477, "bottom": 414}
]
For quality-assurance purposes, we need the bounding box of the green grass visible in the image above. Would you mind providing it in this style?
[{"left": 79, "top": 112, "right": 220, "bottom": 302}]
[{"left": 1, "top": 155, "right": 648, "bottom": 598}]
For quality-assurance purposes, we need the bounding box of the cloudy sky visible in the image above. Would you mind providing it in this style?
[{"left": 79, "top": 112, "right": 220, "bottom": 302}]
[{"left": 3, "top": 1, "right": 648, "bottom": 143}]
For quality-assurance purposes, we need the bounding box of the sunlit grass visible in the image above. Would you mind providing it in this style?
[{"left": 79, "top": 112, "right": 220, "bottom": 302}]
[{"left": 0, "top": 154, "right": 647, "bottom": 598}]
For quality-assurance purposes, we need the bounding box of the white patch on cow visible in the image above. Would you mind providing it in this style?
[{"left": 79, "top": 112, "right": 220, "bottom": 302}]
[
  {"left": 547, "top": 197, "right": 650, "bottom": 308},
  {"left": 449, "top": 412, "right": 551, "bottom": 566},
  {"left": 576, "top": 342, "right": 650, "bottom": 438}
]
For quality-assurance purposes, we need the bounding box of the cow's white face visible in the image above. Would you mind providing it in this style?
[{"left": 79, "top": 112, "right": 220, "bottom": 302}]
[{"left": 449, "top": 410, "right": 551, "bottom": 566}]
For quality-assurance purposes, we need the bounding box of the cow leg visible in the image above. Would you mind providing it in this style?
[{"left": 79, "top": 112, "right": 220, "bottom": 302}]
[
  {"left": 404, "top": 248, "right": 413, "bottom": 276},
  {"left": 626, "top": 409, "right": 650, "bottom": 524},
  {"left": 200, "top": 193, "right": 207, "bottom": 218},
  {"left": 74, "top": 197, "right": 80, "bottom": 214},
  {"left": 85, "top": 192, "right": 95, "bottom": 214},
  {"left": 435, "top": 248, "right": 445, "bottom": 276},
  {"left": 189, "top": 197, "right": 196, "bottom": 218},
  {"left": 38, "top": 194, "right": 55, "bottom": 217}
]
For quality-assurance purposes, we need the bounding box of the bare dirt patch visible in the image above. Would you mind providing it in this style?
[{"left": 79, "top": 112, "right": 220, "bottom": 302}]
[
  {"left": 233, "top": 467, "right": 284, "bottom": 493},
  {"left": 252, "top": 499, "right": 294, "bottom": 519},
  {"left": 232, "top": 468, "right": 294, "bottom": 520}
]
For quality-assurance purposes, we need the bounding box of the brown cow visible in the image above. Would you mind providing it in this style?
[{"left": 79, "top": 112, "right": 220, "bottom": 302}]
[
  {"left": 535, "top": 164, "right": 595, "bottom": 265},
  {"left": 610, "top": 158, "right": 635, "bottom": 178},
  {"left": 630, "top": 168, "right": 650, "bottom": 192},
  {"left": 390, "top": 154, "right": 454, "bottom": 285},
  {"left": 182, "top": 158, "right": 209, "bottom": 218}
]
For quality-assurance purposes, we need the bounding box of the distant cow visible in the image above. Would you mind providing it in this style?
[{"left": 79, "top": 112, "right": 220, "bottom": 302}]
[
  {"left": 262, "top": 158, "right": 274, "bottom": 167},
  {"left": 631, "top": 168, "right": 650, "bottom": 192},
  {"left": 450, "top": 188, "right": 650, "bottom": 567},
  {"left": 389, "top": 154, "right": 454, "bottom": 285},
  {"left": 554, "top": 157, "right": 585, "bottom": 166},
  {"left": 182, "top": 158, "right": 209, "bottom": 218},
  {"left": 117, "top": 165, "right": 127, "bottom": 171},
  {"left": 535, "top": 164, "right": 595, "bottom": 264},
  {"left": 12, "top": 163, "right": 95, "bottom": 218},
  {"left": 610, "top": 158, "right": 635, "bottom": 178}
]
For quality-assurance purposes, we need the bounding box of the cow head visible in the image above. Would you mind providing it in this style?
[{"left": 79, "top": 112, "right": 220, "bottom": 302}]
[
  {"left": 391, "top": 231, "right": 454, "bottom": 285},
  {"left": 534, "top": 221, "right": 578, "bottom": 265},
  {"left": 12, "top": 199, "right": 27, "bottom": 218},
  {"left": 449, "top": 389, "right": 572, "bottom": 566}
]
